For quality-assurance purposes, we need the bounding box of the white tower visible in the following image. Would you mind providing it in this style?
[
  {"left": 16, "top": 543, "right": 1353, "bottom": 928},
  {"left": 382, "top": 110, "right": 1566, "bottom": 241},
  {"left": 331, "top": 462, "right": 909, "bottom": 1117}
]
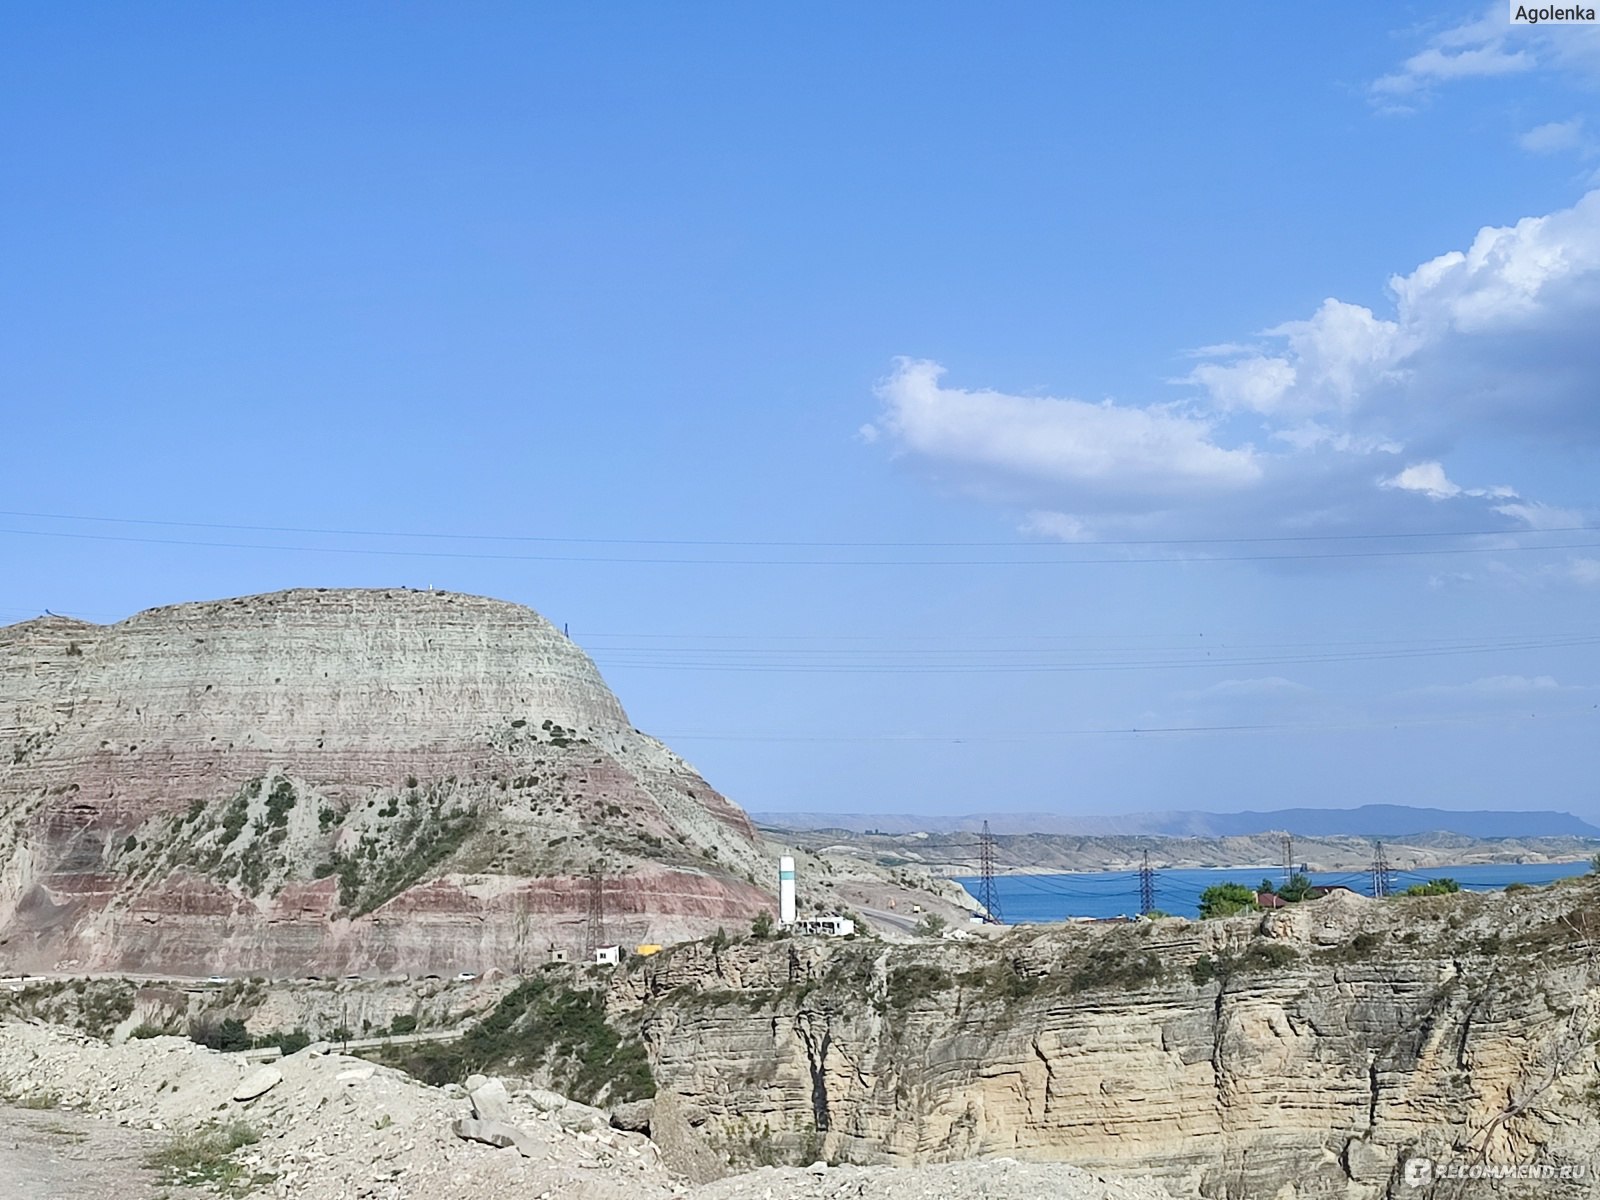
[{"left": 779, "top": 855, "right": 796, "bottom": 925}]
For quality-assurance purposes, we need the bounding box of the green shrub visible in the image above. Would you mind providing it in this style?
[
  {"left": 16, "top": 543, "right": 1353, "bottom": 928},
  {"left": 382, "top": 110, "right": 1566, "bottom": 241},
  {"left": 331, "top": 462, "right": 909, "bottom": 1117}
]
[
  {"left": 1238, "top": 942, "right": 1299, "bottom": 971},
  {"left": 1198, "top": 882, "right": 1257, "bottom": 918},
  {"left": 1189, "top": 941, "right": 1299, "bottom": 984},
  {"left": 1070, "top": 946, "right": 1164, "bottom": 992},
  {"left": 886, "top": 964, "right": 951, "bottom": 1012},
  {"left": 372, "top": 978, "right": 653, "bottom": 1105},
  {"left": 253, "top": 1028, "right": 311, "bottom": 1055},
  {"left": 1405, "top": 879, "right": 1460, "bottom": 896},
  {"left": 1327, "top": 930, "right": 1386, "bottom": 962},
  {"left": 189, "top": 1016, "right": 251, "bottom": 1052}
]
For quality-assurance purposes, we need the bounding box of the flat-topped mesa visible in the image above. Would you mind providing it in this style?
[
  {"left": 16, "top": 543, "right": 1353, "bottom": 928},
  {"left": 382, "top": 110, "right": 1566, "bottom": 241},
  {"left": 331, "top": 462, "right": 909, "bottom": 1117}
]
[{"left": 0, "top": 588, "right": 769, "bottom": 976}]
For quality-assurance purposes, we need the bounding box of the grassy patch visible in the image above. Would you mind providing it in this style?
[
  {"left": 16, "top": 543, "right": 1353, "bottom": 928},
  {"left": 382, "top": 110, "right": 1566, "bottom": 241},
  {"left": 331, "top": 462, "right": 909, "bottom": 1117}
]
[
  {"left": 1069, "top": 944, "right": 1165, "bottom": 992},
  {"left": 146, "top": 1120, "right": 266, "bottom": 1195},
  {"left": 1323, "top": 930, "right": 1386, "bottom": 963},
  {"left": 884, "top": 964, "right": 952, "bottom": 1013},
  {"left": 1190, "top": 941, "right": 1300, "bottom": 985}
]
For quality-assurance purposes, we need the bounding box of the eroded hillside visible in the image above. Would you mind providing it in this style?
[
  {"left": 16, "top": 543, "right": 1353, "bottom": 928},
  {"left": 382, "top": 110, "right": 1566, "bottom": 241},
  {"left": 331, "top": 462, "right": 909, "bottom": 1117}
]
[{"left": 0, "top": 589, "right": 774, "bottom": 975}]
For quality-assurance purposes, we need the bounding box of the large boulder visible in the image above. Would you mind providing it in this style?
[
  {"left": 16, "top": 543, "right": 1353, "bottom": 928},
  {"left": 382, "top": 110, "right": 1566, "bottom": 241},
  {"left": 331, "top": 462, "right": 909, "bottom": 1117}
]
[
  {"left": 467, "top": 1078, "right": 513, "bottom": 1124},
  {"left": 232, "top": 1066, "right": 282, "bottom": 1103},
  {"left": 610, "top": 1099, "right": 653, "bottom": 1134}
]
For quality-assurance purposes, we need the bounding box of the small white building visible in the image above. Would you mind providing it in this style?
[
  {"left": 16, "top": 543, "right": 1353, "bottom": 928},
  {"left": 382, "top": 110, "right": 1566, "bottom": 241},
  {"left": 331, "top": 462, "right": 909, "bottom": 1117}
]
[
  {"left": 593, "top": 945, "right": 621, "bottom": 965},
  {"left": 792, "top": 915, "right": 855, "bottom": 937}
]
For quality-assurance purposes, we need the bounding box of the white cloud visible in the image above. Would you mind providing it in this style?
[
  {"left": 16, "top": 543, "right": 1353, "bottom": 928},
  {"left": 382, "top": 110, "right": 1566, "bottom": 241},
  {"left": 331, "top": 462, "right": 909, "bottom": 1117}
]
[
  {"left": 1384, "top": 461, "right": 1462, "bottom": 499},
  {"left": 865, "top": 358, "right": 1260, "bottom": 503},
  {"left": 1492, "top": 500, "right": 1584, "bottom": 529},
  {"left": 1190, "top": 190, "right": 1600, "bottom": 441},
  {"left": 1186, "top": 299, "right": 1405, "bottom": 420},
  {"left": 1021, "top": 511, "right": 1090, "bottom": 542},
  {"left": 1383, "top": 462, "right": 1519, "bottom": 502},
  {"left": 866, "top": 194, "right": 1600, "bottom": 542},
  {"left": 1520, "top": 118, "right": 1591, "bottom": 156},
  {"left": 1371, "top": 6, "right": 1600, "bottom": 108}
]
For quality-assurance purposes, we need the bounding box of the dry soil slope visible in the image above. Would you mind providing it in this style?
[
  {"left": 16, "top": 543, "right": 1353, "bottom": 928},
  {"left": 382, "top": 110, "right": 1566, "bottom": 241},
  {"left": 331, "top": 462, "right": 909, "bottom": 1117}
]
[{"left": 0, "top": 588, "right": 771, "bottom": 976}]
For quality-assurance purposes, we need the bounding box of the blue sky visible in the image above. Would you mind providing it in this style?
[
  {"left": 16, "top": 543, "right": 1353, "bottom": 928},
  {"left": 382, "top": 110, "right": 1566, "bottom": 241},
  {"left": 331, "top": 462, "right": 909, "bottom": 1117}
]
[{"left": 3, "top": 3, "right": 1599, "bottom": 819}]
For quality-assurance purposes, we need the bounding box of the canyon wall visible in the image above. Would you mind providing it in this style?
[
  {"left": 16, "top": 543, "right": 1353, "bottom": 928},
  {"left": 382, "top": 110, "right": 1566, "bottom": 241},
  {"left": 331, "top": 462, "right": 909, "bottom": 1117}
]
[{"left": 621, "top": 882, "right": 1600, "bottom": 1199}]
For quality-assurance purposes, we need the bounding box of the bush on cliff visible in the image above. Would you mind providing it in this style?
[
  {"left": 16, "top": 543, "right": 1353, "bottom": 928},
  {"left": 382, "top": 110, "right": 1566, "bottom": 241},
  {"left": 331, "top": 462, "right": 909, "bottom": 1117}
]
[
  {"left": 375, "top": 977, "right": 653, "bottom": 1105},
  {"left": 1198, "top": 882, "right": 1257, "bottom": 919}
]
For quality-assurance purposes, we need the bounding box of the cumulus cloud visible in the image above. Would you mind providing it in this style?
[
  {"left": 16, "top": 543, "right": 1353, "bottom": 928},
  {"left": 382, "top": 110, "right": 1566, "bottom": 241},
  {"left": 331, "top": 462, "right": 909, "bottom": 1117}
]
[
  {"left": 864, "top": 192, "right": 1600, "bottom": 542},
  {"left": 865, "top": 358, "right": 1260, "bottom": 504},
  {"left": 1187, "top": 190, "right": 1600, "bottom": 441}
]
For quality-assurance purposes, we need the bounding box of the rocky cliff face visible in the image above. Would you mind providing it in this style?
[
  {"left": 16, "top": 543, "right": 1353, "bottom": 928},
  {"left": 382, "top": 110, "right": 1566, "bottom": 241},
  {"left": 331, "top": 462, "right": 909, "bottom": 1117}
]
[
  {"left": 0, "top": 588, "right": 771, "bottom": 975},
  {"left": 618, "top": 881, "right": 1600, "bottom": 1199}
]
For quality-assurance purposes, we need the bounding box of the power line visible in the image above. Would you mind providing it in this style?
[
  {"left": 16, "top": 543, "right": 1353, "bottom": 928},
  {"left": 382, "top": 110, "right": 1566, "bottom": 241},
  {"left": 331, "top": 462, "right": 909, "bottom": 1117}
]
[
  {"left": 4, "top": 523, "right": 1600, "bottom": 567},
  {"left": 657, "top": 708, "right": 1596, "bottom": 743},
  {"left": 4, "top": 507, "right": 1598, "bottom": 548}
]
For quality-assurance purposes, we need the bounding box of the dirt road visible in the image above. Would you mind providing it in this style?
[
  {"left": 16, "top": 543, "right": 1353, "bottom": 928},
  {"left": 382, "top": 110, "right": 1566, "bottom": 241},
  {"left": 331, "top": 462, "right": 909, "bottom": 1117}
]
[{"left": 0, "top": 1104, "right": 206, "bottom": 1200}]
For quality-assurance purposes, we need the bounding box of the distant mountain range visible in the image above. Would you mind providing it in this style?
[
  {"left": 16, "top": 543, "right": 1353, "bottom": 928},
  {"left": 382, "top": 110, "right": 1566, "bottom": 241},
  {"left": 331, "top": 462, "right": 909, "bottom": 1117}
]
[{"left": 752, "top": 804, "right": 1600, "bottom": 840}]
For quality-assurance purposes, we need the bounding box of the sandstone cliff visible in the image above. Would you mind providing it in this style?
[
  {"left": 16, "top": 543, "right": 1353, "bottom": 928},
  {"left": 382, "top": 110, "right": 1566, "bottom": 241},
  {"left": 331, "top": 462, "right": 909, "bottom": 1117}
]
[
  {"left": 617, "top": 879, "right": 1600, "bottom": 1199},
  {"left": 0, "top": 588, "right": 773, "bottom": 975}
]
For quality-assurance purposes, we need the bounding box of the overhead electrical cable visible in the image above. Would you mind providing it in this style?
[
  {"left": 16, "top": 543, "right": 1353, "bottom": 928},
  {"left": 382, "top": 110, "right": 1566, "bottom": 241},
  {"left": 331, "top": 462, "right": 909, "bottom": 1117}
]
[
  {"left": 4, "top": 507, "right": 1599, "bottom": 548},
  {"left": 3, "top": 523, "right": 1599, "bottom": 567}
]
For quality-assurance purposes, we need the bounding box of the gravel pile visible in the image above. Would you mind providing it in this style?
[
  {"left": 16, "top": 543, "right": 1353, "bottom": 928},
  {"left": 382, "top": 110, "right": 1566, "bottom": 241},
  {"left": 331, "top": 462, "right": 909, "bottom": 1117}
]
[{"left": 0, "top": 1018, "right": 1178, "bottom": 1200}]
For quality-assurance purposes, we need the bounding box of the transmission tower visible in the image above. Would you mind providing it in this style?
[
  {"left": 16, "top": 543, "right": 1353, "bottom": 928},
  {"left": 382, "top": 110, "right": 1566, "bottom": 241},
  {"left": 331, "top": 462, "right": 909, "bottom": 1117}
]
[
  {"left": 1369, "top": 841, "right": 1393, "bottom": 899},
  {"left": 1282, "top": 834, "right": 1294, "bottom": 887},
  {"left": 976, "top": 820, "right": 1004, "bottom": 925},
  {"left": 583, "top": 866, "right": 607, "bottom": 957},
  {"left": 1138, "top": 850, "right": 1156, "bottom": 916}
]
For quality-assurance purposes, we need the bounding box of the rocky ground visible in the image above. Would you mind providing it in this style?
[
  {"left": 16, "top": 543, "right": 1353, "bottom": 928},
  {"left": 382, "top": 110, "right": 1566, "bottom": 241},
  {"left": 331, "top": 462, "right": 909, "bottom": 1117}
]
[
  {"left": 0, "top": 1019, "right": 1176, "bottom": 1200},
  {"left": 0, "top": 1103, "right": 210, "bottom": 1200}
]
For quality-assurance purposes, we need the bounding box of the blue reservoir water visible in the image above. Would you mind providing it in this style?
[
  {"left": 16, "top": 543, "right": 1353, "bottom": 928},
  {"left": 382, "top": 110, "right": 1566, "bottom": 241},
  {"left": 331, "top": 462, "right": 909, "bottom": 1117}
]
[{"left": 953, "top": 860, "right": 1593, "bottom": 923}]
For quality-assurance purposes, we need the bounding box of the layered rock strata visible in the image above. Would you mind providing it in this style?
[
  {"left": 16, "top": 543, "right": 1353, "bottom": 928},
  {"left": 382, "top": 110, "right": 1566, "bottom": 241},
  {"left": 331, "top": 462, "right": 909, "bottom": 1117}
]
[
  {"left": 0, "top": 589, "right": 770, "bottom": 974},
  {"left": 620, "top": 883, "right": 1600, "bottom": 1200}
]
